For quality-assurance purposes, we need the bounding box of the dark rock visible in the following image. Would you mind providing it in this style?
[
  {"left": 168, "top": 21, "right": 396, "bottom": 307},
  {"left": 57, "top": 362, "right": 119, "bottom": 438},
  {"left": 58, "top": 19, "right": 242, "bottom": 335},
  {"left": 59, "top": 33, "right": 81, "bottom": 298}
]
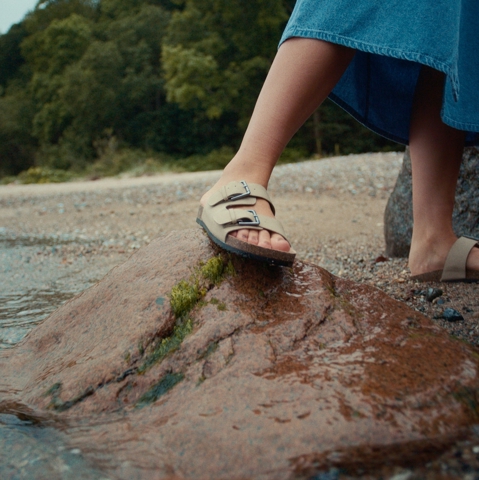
[
  {"left": 385, "top": 147, "right": 479, "bottom": 257},
  {"left": 1, "top": 229, "right": 479, "bottom": 479},
  {"left": 426, "top": 288, "right": 443, "bottom": 303},
  {"left": 442, "top": 308, "right": 465, "bottom": 322}
]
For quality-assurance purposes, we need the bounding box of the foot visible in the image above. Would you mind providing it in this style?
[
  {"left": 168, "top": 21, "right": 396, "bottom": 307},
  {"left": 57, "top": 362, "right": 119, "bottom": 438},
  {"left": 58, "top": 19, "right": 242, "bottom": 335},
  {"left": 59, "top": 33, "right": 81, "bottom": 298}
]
[
  {"left": 408, "top": 234, "right": 479, "bottom": 277},
  {"left": 200, "top": 178, "right": 292, "bottom": 253}
]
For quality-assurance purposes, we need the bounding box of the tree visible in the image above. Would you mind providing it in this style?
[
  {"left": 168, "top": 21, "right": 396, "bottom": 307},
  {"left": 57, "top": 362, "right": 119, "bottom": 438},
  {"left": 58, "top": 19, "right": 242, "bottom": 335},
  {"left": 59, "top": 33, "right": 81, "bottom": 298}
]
[
  {"left": 0, "top": 23, "right": 29, "bottom": 87},
  {"left": 162, "top": 0, "right": 289, "bottom": 125}
]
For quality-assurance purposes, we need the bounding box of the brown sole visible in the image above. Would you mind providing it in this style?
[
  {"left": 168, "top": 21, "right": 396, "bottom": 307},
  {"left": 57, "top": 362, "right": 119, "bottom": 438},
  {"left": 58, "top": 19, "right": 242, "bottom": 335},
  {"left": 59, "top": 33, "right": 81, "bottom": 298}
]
[{"left": 411, "top": 269, "right": 479, "bottom": 283}]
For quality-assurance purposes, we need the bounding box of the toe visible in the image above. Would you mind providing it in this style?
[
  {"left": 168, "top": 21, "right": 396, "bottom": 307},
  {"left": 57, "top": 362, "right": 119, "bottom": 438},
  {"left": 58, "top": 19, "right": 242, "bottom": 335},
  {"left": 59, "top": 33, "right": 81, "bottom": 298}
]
[
  {"left": 271, "top": 233, "right": 291, "bottom": 252},
  {"left": 236, "top": 229, "right": 250, "bottom": 243},
  {"left": 257, "top": 230, "right": 273, "bottom": 249},
  {"left": 248, "top": 230, "right": 260, "bottom": 245}
]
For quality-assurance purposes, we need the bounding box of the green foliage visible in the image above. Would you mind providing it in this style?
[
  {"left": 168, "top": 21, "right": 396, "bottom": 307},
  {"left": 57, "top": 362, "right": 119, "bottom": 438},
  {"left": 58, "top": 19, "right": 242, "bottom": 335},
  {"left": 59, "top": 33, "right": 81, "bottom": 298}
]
[
  {"left": 162, "top": 0, "right": 287, "bottom": 123},
  {"left": 17, "top": 166, "right": 75, "bottom": 184},
  {"left": 172, "top": 146, "right": 235, "bottom": 172},
  {"left": 0, "top": 85, "right": 37, "bottom": 175},
  {"left": 22, "top": 13, "right": 93, "bottom": 75},
  {"left": 0, "top": 23, "right": 29, "bottom": 86},
  {"left": 0, "top": 0, "right": 399, "bottom": 181}
]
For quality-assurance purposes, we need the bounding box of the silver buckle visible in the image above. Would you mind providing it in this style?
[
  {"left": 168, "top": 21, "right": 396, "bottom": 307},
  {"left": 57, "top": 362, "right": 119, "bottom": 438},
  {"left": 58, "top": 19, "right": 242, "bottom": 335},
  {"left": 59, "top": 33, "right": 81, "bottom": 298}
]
[
  {"left": 229, "top": 180, "right": 251, "bottom": 201},
  {"left": 238, "top": 209, "right": 260, "bottom": 226}
]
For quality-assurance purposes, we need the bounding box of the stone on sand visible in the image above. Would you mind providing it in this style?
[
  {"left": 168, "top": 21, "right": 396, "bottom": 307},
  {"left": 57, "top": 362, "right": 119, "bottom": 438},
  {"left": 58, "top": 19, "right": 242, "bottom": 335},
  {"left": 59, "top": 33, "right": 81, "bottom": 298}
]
[{"left": 385, "top": 147, "right": 479, "bottom": 257}]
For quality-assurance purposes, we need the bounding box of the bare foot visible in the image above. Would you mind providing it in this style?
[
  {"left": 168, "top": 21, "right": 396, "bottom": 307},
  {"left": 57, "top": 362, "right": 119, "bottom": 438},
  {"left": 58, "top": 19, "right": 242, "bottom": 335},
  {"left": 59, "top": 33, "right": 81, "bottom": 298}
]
[
  {"left": 408, "top": 235, "right": 479, "bottom": 276},
  {"left": 200, "top": 179, "right": 292, "bottom": 253}
]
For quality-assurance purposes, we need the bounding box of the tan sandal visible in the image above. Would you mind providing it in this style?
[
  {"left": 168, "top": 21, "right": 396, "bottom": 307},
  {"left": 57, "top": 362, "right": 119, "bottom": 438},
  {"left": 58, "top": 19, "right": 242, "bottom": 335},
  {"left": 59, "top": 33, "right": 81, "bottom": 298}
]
[
  {"left": 411, "top": 236, "right": 479, "bottom": 282},
  {"left": 196, "top": 180, "right": 296, "bottom": 267}
]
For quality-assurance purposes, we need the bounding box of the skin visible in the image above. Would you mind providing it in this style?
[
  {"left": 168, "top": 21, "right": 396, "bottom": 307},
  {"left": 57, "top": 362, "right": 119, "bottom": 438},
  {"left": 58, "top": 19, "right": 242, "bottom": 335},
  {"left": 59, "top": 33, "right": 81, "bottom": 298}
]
[{"left": 200, "top": 38, "right": 479, "bottom": 276}]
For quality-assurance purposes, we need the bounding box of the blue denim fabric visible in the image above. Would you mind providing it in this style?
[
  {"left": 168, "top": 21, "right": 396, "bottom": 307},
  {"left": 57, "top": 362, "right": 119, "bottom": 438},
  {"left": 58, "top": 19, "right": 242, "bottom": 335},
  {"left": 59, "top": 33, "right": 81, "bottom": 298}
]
[{"left": 280, "top": 0, "right": 479, "bottom": 145}]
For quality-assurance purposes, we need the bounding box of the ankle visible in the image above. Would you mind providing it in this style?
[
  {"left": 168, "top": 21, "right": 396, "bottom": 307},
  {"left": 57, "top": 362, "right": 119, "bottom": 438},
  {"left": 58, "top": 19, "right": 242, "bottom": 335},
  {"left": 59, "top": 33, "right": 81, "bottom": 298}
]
[
  {"left": 408, "top": 232, "right": 457, "bottom": 275},
  {"left": 221, "top": 152, "right": 278, "bottom": 187}
]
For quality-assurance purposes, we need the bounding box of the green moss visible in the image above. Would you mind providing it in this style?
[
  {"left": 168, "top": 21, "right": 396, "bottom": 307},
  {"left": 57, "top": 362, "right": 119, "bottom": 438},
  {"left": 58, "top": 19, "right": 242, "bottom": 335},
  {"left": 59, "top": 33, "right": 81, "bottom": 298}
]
[
  {"left": 197, "top": 341, "right": 219, "bottom": 360},
  {"left": 139, "top": 319, "right": 193, "bottom": 373},
  {"left": 170, "top": 280, "right": 200, "bottom": 318},
  {"left": 326, "top": 284, "right": 338, "bottom": 297},
  {"left": 224, "top": 260, "right": 236, "bottom": 277},
  {"left": 200, "top": 256, "right": 224, "bottom": 285},
  {"left": 138, "top": 254, "right": 234, "bottom": 373},
  {"left": 44, "top": 382, "right": 62, "bottom": 397},
  {"left": 209, "top": 297, "right": 227, "bottom": 310},
  {"left": 44, "top": 382, "right": 95, "bottom": 412},
  {"left": 136, "top": 373, "right": 185, "bottom": 408}
]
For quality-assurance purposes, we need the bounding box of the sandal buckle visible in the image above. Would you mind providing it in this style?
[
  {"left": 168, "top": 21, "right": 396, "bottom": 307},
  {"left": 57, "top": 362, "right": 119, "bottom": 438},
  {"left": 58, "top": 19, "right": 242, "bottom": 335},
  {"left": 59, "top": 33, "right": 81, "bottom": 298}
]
[
  {"left": 229, "top": 180, "right": 251, "bottom": 201},
  {"left": 238, "top": 209, "right": 260, "bottom": 226}
]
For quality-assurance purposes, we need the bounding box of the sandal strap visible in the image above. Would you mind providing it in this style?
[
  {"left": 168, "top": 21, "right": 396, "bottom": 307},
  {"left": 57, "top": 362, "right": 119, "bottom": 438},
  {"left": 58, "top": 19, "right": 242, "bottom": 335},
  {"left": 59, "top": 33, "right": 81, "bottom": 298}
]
[
  {"left": 212, "top": 208, "right": 288, "bottom": 241},
  {"left": 207, "top": 180, "right": 275, "bottom": 214},
  {"left": 441, "top": 236, "right": 479, "bottom": 281}
]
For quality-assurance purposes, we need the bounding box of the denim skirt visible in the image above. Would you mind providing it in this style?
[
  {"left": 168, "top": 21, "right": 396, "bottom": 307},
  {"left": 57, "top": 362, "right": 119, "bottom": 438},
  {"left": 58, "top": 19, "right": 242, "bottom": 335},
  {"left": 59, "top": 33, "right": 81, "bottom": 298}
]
[{"left": 280, "top": 0, "right": 479, "bottom": 145}]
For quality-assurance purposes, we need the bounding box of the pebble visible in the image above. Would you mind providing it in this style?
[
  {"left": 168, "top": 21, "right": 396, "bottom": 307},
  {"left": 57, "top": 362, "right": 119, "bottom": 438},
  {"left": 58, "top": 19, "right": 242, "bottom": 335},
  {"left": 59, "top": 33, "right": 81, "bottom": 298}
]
[
  {"left": 426, "top": 288, "right": 443, "bottom": 302},
  {"left": 388, "top": 471, "right": 413, "bottom": 480},
  {"left": 441, "top": 308, "right": 464, "bottom": 322}
]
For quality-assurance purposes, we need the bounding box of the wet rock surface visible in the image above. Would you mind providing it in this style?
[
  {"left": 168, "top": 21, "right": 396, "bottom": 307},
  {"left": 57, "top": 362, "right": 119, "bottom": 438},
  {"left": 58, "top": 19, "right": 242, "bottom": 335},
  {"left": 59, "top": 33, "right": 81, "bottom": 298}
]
[
  {"left": 2, "top": 229, "right": 479, "bottom": 479},
  {"left": 384, "top": 147, "right": 479, "bottom": 257}
]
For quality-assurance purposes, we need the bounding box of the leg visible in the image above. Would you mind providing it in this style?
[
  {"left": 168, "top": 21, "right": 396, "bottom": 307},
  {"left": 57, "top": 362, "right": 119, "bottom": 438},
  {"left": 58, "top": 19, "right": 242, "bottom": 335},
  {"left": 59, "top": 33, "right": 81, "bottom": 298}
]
[
  {"left": 200, "top": 38, "right": 355, "bottom": 252},
  {"left": 408, "top": 66, "right": 479, "bottom": 275}
]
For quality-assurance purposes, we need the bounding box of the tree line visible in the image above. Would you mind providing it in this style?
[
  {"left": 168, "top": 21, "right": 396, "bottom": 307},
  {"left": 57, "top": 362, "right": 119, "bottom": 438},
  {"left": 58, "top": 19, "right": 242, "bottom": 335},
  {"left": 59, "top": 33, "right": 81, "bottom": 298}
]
[{"left": 0, "top": 0, "right": 397, "bottom": 177}]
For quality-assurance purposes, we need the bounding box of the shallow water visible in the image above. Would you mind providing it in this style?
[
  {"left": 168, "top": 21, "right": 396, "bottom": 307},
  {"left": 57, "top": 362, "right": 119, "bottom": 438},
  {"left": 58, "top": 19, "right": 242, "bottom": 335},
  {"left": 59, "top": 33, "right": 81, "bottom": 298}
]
[
  {"left": 0, "top": 413, "right": 109, "bottom": 479},
  {"left": 0, "top": 233, "right": 120, "bottom": 349},
  {"left": 0, "top": 232, "right": 123, "bottom": 477}
]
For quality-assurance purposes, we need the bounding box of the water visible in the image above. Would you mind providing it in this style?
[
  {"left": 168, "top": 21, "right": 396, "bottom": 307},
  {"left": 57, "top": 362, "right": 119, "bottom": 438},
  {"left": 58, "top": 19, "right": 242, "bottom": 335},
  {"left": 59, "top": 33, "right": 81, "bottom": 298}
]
[
  {"left": 0, "top": 289, "right": 78, "bottom": 348},
  {"left": 0, "top": 233, "right": 121, "bottom": 349},
  {"left": 0, "top": 413, "right": 110, "bottom": 479},
  {"left": 0, "top": 231, "right": 122, "bottom": 477}
]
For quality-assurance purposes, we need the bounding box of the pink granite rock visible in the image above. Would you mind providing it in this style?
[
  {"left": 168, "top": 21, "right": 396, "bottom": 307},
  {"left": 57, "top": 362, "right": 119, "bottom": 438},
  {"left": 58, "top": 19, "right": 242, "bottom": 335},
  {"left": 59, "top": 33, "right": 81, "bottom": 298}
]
[{"left": 1, "top": 229, "right": 479, "bottom": 479}]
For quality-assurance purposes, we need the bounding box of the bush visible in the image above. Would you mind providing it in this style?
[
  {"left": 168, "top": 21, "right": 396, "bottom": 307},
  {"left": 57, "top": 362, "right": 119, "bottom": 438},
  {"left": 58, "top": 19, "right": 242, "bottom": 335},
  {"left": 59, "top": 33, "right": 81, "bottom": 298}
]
[
  {"left": 17, "top": 166, "right": 75, "bottom": 184},
  {"left": 171, "top": 147, "right": 235, "bottom": 172}
]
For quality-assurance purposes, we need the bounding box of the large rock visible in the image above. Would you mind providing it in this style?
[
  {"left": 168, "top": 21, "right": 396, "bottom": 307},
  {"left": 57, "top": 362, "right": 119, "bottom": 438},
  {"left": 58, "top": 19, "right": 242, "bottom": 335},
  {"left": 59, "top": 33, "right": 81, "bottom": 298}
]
[
  {"left": 1, "top": 229, "right": 479, "bottom": 479},
  {"left": 385, "top": 147, "right": 479, "bottom": 257}
]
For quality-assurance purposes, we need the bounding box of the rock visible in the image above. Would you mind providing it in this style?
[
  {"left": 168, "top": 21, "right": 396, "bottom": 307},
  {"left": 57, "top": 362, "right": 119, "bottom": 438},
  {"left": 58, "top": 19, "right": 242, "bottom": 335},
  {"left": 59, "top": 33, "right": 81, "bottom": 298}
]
[
  {"left": 1, "top": 229, "right": 479, "bottom": 479},
  {"left": 384, "top": 147, "right": 479, "bottom": 257},
  {"left": 442, "top": 308, "right": 465, "bottom": 322},
  {"left": 426, "top": 288, "right": 443, "bottom": 303}
]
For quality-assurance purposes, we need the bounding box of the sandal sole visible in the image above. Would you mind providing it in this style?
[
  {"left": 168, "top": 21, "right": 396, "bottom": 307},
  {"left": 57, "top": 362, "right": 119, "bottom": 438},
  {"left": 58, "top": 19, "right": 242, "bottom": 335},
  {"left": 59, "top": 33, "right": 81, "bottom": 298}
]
[{"left": 196, "top": 215, "right": 295, "bottom": 267}]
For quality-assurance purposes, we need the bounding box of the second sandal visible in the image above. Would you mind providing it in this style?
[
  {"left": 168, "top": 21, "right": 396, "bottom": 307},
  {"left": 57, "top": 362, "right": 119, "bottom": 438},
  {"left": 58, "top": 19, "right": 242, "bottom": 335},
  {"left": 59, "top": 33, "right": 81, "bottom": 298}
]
[{"left": 411, "top": 236, "right": 479, "bottom": 282}]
